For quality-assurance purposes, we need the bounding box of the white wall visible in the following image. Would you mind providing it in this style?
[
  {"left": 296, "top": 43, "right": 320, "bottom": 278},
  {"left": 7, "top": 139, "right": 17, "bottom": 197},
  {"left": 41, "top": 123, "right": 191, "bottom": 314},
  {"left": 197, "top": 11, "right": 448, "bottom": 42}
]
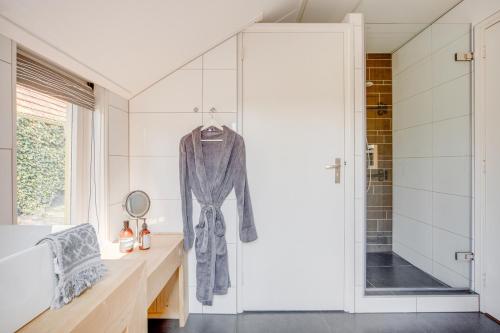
[
  {"left": 392, "top": 23, "right": 472, "bottom": 288},
  {"left": 129, "top": 36, "right": 238, "bottom": 314},
  {"left": 436, "top": 0, "right": 500, "bottom": 26},
  {"left": 105, "top": 91, "right": 130, "bottom": 241},
  {"left": 0, "top": 33, "right": 13, "bottom": 225}
]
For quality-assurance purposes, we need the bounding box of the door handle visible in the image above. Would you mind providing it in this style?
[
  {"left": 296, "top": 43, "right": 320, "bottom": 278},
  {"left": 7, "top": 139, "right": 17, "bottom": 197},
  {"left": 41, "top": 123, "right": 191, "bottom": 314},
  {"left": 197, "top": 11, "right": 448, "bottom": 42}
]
[{"left": 325, "top": 158, "right": 342, "bottom": 184}]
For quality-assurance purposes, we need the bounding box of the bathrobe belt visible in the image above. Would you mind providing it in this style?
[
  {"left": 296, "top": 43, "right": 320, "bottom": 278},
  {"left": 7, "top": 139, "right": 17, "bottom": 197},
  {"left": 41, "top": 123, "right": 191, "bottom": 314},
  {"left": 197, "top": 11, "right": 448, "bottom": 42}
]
[{"left": 199, "top": 203, "right": 224, "bottom": 254}]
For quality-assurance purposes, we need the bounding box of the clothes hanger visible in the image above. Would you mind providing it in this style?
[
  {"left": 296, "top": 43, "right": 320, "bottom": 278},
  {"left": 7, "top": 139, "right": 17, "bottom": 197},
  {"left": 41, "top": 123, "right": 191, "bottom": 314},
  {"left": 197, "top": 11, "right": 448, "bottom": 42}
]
[{"left": 201, "top": 107, "right": 224, "bottom": 142}]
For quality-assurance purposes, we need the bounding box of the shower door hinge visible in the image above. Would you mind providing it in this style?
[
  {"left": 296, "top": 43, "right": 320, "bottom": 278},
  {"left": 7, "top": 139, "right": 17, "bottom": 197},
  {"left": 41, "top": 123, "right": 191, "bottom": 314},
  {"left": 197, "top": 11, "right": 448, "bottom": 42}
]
[
  {"left": 455, "top": 251, "right": 474, "bottom": 261},
  {"left": 455, "top": 52, "right": 474, "bottom": 61}
]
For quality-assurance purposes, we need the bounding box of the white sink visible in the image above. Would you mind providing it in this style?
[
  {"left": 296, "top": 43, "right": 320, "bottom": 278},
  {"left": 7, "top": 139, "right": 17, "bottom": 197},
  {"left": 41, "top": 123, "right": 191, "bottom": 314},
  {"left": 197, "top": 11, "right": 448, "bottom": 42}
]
[{"left": 0, "top": 225, "right": 69, "bottom": 332}]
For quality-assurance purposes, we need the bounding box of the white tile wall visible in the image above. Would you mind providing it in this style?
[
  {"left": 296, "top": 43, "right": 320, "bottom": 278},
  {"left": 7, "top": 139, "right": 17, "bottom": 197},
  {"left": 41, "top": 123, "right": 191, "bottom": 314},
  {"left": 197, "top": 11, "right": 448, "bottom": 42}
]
[
  {"left": 108, "top": 203, "right": 128, "bottom": 242},
  {"left": 393, "top": 28, "right": 431, "bottom": 75},
  {"left": 433, "top": 116, "right": 471, "bottom": 157},
  {"left": 188, "top": 286, "right": 203, "bottom": 313},
  {"left": 106, "top": 91, "right": 130, "bottom": 241},
  {"left": 108, "top": 91, "right": 129, "bottom": 112},
  {"left": 393, "top": 186, "right": 432, "bottom": 224},
  {"left": 182, "top": 57, "right": 202, "bottom": 70},
  {"left": 129, "top": 36, "right": 240, "bottom": 314},
  {"left": 393, "top": 23, "right": 472, "bottom": 287},
  {"left": 431, "top": 24, "right": 470, "bottom": 52},
  {"left": 393, "top": 239, "right": 433, "bottom": 275},
  {"left": 203, "top": 37, "right": 237, "bottom": 70},
  {"left": 433, "top": 156, "right": 471, "bottom": 196},
  {"left": 108, "top": 106, "right": 129, "bottom": 156},
  {"left": 393, "top": 124, "right": 432, "bottom": 158},
  {"left": 203, "top": 70, "right": 237, "bottom": 113},
  {"left": 108, "top": 156, "right": 129, "bottom": 205},
  {"left": 129, "top": 70, "right": 202, "bottom": 114},
  {"left": 432, "top": 261, "right": 470, "bottom": 288},
  {"left": 432, "top": 227, "right": 471, "bottom": 279},
  {"left": 130, "top": 156, "right": 179, "bottom": 199},
  {"left": 393, "top": 214, "right": 433, "bottom": 259},
  {"left": 433, "top": 74, "right": 470, "bottom": 122},
  {"left": 393, "top": 90, "right": 432, "bottom": 131},
  {"left": 188, "top": 250, "right": 197, "bottom": 286},
  {"left": 148, "top": 199, "right": 188, "bottom": 231},
  {"left": 393, "top": 58, "right": 432, "bottom": 103},
  {"left": 431, "top": 34, "right": 470, "bottom": 87},
  {"left": 432, "top": 192, "right": 471, "bottom": 238},
  {"left": 393, "top": 158, "right": 433, "bottom": 191},
  {"left": 129, "top": 113, "right": 202, "bottom": 157}
]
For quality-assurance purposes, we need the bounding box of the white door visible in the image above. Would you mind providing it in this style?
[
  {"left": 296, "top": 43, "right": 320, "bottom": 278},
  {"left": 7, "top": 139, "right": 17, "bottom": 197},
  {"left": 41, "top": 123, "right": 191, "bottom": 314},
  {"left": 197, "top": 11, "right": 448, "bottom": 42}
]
[
  {"left": 242, "top": 30, "right": 346, "bottom": 310},
  {"left": 483, "top": 18, "right": 500, "bottom": 322}
]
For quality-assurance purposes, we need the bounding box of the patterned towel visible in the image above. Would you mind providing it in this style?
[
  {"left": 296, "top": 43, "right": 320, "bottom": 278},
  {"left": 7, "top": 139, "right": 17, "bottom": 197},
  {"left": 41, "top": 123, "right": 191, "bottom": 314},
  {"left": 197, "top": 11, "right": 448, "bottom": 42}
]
[{"left": 37, "top": 223, "right": 107, "bottom": 309}]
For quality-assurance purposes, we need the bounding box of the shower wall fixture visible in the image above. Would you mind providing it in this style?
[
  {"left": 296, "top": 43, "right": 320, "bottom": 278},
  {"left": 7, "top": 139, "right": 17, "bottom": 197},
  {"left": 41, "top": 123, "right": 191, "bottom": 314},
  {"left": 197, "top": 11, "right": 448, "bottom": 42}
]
[{"left": 366, "top": 53, "right": 393, "bottom": 253}]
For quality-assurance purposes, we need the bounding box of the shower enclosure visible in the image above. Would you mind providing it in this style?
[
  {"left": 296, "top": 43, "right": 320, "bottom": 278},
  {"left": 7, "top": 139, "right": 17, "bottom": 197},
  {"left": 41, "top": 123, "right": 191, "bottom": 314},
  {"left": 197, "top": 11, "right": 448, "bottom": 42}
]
[{"left": 366, "top": 22, "right": 473, "bottom": 294}]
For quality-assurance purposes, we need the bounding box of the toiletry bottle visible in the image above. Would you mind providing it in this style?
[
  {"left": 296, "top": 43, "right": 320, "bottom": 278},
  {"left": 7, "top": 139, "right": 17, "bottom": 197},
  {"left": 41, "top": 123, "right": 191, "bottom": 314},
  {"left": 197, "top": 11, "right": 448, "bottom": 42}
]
[
  {"left": 119, "top": 220, "right": 134, "bottom": 253},
  {"left": 139, "top": 221, "right": 151, "bottom": 250}
]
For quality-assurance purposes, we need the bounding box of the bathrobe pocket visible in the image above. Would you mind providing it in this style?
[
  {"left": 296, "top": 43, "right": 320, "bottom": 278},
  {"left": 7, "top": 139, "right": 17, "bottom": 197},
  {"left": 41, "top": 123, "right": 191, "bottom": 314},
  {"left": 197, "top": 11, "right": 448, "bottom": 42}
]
[
  {"left": 214, "top": 220, "right": 227, "bottom": 255},
  {"left": 194, "top": 224, "right": 208, "bottom": 263}
]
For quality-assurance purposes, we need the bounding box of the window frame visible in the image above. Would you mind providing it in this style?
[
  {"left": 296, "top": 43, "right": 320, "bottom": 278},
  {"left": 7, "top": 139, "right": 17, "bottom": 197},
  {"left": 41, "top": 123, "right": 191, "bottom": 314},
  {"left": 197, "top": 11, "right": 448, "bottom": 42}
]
[{"left": 14, "top": 85, "right": 104, "bottom": 230}]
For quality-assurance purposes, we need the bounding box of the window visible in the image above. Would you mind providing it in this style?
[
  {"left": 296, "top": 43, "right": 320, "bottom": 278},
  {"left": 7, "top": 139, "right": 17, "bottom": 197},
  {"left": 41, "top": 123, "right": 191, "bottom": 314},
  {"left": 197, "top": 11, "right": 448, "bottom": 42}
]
[
  {"left": 16, "top": 85, "right": 73, "bottom": 225},
  {"left": 15, "top": 49, "right": 100, "bottom": 227}
]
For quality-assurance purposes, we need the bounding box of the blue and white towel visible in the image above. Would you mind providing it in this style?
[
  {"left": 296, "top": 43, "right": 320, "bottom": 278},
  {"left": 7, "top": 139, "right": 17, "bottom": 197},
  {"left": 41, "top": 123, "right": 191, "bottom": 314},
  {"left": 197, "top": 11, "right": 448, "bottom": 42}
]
[{"left": 37, "top": 223, "right": 107, "bottom": 309}]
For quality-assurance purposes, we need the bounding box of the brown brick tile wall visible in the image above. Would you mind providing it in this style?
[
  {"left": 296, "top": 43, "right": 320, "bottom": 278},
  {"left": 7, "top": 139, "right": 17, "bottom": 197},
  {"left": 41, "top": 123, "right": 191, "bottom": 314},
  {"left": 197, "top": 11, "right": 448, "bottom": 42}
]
[{"left": 366, "top": 53, "right": 393, "bottom": 253}]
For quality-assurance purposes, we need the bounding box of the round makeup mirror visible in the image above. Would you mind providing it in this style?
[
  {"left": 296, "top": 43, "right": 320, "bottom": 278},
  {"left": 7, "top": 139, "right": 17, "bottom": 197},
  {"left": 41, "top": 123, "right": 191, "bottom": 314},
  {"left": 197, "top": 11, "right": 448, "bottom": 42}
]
[{"left": 124, "top": 190, "right": 151, "bottom": 218}]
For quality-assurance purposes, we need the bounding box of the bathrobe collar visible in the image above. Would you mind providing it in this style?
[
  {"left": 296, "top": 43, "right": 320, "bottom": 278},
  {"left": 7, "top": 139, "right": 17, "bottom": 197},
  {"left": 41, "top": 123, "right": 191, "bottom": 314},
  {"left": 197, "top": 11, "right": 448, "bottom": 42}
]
[{"left": 192, "top": 126, "right": 236, "bottom": 203}]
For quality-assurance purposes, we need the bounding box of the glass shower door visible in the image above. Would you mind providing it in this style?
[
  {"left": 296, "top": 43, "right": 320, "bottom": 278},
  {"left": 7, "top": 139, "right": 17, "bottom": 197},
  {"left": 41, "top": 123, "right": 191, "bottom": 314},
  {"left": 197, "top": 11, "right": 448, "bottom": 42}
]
[
  {"left": 392, "top": 22, "right": 473, "bottom": 290},
  {"left": 368, "top": 21, "right": 473, "bottom": 292}
]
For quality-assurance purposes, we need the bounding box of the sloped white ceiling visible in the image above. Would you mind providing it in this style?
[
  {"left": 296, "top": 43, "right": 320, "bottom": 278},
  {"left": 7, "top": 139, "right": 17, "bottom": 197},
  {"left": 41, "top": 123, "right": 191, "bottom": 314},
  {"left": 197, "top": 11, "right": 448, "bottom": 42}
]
[
  {"left": 301, "top": 0, "right": 463, "bottom": 53},
  {"left": 0, "top": 0, "right": 463, "bottom": 98},
  {"left": 0, "top": 0, "right": 299, "bottom": 98}
]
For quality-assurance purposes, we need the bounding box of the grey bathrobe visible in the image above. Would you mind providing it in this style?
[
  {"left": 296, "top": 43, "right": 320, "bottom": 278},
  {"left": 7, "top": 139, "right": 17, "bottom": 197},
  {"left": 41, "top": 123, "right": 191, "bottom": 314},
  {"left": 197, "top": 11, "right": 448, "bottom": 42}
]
[{"left": 179, "top": 126, "right": 257, "bottom": 305}]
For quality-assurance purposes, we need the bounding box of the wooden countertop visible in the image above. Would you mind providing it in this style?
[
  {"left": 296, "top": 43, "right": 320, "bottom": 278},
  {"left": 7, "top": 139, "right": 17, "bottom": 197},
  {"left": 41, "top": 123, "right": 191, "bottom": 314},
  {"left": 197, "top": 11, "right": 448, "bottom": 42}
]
[
  {"left": 18, "top": 259, "right": 147, "bottom": 333},
  {"left": 101, "top": 233, "right": 183, "bottom": 277},
  {"left": 101, "top": 233, "right": 184, "bottom": 305},
  {"left": 18, "top": 233, "right": 187, "bottom": 333}
]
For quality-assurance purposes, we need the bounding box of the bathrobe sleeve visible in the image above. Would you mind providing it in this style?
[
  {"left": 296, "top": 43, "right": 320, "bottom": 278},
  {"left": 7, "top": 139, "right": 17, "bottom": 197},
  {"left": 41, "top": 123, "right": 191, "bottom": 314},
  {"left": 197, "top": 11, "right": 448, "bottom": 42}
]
[
  {"left": 180, "top": 137, "right": 194, "bottom": 250},
  {"left": 234, "top": 139, "right": 258, "bottom": 242}
]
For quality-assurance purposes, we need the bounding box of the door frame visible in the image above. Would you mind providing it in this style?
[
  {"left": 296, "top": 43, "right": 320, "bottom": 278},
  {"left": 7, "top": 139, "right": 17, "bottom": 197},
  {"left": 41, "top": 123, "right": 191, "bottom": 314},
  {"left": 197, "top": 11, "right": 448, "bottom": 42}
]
[
  {"left": 473, "top": 9, "right": 500, "bottom": 313},
  {"left": 236, "top": 22, "right": 357, "bottom": 313}
]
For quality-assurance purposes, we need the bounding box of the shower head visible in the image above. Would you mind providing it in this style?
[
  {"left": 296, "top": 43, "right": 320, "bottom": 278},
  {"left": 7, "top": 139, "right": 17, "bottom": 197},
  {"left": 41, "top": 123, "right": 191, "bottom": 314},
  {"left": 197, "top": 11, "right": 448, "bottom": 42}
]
[{"left": 366, "top": 81, "right": 374, "bottom": 87}]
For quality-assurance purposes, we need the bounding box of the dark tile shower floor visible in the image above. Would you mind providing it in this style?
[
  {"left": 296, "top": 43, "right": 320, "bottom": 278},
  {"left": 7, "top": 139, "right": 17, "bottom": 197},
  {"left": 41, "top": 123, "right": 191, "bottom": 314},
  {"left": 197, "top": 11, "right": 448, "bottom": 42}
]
[{"left": 366, "top": 252, "right": 450, "bottom": 290}]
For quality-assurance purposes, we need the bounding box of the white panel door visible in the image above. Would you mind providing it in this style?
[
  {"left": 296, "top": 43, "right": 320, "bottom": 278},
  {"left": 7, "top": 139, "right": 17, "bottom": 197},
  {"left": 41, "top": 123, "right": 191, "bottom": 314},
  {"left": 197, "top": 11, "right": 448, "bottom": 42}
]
[
  {"left": 242, "top": 31, "right": 346, "bottom": 310},
  {"left": 483, "top": 19, "right": 500, "bottom": 322}
]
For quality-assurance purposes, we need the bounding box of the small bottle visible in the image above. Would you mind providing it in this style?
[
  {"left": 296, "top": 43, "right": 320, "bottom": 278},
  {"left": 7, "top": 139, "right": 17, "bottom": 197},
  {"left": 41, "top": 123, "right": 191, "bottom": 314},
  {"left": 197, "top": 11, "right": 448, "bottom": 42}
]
[
  {"left": 119, "top": 220, "right": 134, "bottom": 253},
  {"left": 139, "top": 221, "right": 151, "bottom": 250}
]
